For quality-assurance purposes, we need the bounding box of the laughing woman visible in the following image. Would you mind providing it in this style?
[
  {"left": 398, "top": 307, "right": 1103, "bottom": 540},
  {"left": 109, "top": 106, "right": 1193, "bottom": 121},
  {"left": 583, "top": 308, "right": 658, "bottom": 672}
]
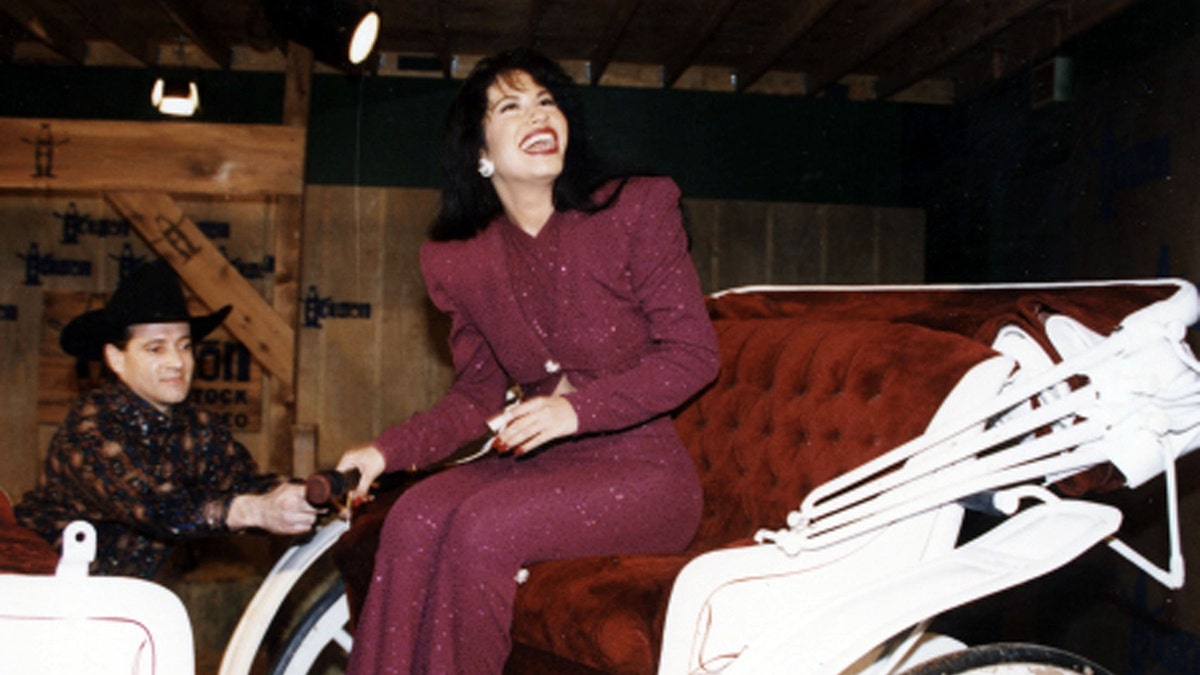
[{"left": 334, "top": 48, "right": 719, "bottom": 675}]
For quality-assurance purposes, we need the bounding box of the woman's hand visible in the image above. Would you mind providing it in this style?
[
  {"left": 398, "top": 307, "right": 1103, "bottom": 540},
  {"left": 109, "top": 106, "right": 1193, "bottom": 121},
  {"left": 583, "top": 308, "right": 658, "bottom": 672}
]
[
  {"left": 494, "top": 395, "right": 579, "bottom": 455},
  {"left": 336, "top": 444, "right": 387, "bottom": 505}
]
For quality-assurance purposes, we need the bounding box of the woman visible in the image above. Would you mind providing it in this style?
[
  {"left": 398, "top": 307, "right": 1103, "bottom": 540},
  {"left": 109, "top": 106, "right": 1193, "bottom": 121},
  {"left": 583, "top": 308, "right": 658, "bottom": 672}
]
[{"left": 335, "top": 48, "right": 719, "bottom": 674}]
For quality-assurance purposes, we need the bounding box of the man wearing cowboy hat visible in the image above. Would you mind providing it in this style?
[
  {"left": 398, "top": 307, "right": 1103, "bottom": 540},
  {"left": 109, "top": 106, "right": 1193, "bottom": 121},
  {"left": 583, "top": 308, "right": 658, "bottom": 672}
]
[{"left": 15, "top": 259, "right": 318, "bottom": 578}]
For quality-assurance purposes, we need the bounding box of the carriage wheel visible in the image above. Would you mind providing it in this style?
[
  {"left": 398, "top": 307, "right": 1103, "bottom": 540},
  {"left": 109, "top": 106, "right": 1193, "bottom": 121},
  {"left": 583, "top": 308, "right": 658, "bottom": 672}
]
[
  {"left": 268, "top": 580, "right": 352, "bottom": 675},
  {"left": 899, "top": 642, "right": 1115, "bottom": 675}
]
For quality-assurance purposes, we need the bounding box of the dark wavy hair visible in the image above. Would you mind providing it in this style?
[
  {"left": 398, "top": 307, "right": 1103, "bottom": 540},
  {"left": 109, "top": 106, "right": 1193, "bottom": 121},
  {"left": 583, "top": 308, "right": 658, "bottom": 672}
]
[{"left": 430, "top": 48, "right": 625, "bottom": 241}]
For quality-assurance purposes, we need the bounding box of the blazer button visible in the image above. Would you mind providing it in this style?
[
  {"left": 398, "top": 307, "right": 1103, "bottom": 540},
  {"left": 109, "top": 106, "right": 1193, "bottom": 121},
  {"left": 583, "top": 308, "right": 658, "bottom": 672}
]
[{"left": 544, "top": 359, "right": 561, "bottom": 373}]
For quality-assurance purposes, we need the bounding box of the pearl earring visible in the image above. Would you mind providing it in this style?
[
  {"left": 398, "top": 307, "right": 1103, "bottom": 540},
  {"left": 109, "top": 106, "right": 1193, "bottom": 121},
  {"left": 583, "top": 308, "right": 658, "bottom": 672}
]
[{"left": 478, "top": 158, "right": 495, "bottom": 178}]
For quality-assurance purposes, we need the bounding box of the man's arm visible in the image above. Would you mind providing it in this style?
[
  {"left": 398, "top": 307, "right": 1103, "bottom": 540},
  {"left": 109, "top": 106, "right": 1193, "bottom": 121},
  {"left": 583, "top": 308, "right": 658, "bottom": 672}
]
[{"left": 226, "top": 482, "right": 317, "bottom": 534}]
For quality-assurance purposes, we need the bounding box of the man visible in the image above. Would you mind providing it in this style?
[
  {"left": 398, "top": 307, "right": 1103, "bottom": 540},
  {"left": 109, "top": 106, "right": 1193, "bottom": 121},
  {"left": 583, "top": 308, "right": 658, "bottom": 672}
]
[{"left": 15, "top": 259, "right": 317, "bottom": 578}]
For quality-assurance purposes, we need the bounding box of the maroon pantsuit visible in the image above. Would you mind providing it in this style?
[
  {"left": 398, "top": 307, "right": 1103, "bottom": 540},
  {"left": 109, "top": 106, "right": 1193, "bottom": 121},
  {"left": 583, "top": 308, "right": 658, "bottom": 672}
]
[{"left": 348, "top": 177, "right": 719, "bottom": 674}]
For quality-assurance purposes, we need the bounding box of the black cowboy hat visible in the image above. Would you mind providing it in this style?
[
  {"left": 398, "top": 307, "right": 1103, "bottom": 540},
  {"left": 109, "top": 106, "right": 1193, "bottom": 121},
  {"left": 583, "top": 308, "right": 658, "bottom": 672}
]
[{"left": 60, "top": 259, "right": 232, "bottom": 360}]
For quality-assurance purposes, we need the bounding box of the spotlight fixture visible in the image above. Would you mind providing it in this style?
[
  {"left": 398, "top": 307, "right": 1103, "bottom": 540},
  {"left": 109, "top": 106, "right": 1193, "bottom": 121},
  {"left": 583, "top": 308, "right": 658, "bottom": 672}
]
[
  {"left": 347, "top": 8, "right": 380, "bottom": 65},
  {"left": 150, "top": 77, "right": 200, "bottom": 117},
  {"left": 263, "top": 0, "right": 381, "bottom": 70}
]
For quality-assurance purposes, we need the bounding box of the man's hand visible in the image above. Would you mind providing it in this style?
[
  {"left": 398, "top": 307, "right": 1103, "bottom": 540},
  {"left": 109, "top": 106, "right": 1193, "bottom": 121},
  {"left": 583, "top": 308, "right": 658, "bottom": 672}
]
[{"left": 227, "top": 483, "right": 319, "bottom": 534}]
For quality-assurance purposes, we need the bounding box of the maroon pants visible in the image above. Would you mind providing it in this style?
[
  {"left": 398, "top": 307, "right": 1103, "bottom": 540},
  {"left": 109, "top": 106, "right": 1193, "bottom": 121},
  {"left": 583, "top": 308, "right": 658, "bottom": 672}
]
[{"left": 346, "top": 427, "right": 702, "bottom": 675}]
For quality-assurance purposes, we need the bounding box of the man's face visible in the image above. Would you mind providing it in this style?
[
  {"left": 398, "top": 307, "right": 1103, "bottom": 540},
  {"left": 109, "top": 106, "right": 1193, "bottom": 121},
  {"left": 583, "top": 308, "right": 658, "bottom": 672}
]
[{"left": 104, "top": 322, "right": 194, "bottom": 413}]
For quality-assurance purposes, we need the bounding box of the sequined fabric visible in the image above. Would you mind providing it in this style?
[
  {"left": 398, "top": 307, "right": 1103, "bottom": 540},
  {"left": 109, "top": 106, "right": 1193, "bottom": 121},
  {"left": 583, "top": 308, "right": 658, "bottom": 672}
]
[
  {"left": 375, "top": 176, "right": 720, "bottom": 471},
  {"left": 15, "top": 378, "right": 281, "bottom": 578}
]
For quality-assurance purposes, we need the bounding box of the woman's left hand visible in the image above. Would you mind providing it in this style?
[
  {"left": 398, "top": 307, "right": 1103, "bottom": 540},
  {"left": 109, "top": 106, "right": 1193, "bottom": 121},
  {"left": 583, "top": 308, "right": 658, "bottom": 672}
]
[{"left": 494, "top": 395, "right": 578, "bottom": 455}]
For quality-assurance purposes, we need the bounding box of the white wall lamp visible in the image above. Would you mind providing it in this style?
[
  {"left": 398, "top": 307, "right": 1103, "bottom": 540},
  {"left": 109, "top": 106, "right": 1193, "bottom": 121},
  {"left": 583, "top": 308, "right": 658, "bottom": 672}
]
[
  {"left": 150, "top": 77, "right": 200, "bottom": 117},
  {"left": 151, "top": 38, "right": 199, "bottom": 117}
]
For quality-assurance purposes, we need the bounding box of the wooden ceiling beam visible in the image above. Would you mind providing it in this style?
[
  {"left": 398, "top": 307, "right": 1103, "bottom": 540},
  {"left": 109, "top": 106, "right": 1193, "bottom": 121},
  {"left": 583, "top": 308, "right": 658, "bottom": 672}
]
[
  {"left": 872, "top": 0, "right": 1054, "bottom": 100},
  {"left": 0, "top": 0, "right": 88, "bottom": 64},
  {"left": 949, "top": 0, "right": 1143, "bottom": 102},
  {"left": 0, "top": 0, "right": 1149, "bottom": 100},
  {"left": 588, "top": 0, "right": 641, "bottom": 85},
  {"left": 734, "top": 0, "right": 839, "bottom": 93},
  {"left": 1048, "top": 0, "right": 1144, "bottom": 36},
  {"left": 151, "top": 0, "right": 233, "bottom": 70},
  {"left": 661, "top": 0, "right": 741, "bottom": 89},
  {"left": 0, "top": 118, "right": 304, "bottom": 196},
  {"left": 944, "top": 10, "right": 1064, "bottom": 103},
  {"left": 522, "top": 0, "right": 546, "bottom": 48},
  {"left": 428, "top": 0, "right": 453, "bottom": 77},
  {"left": 60, "top": 0, "right": 156, "bottom": 66},
  {"left": 803, "top": 0, "right": 947, "bottom": 96}
]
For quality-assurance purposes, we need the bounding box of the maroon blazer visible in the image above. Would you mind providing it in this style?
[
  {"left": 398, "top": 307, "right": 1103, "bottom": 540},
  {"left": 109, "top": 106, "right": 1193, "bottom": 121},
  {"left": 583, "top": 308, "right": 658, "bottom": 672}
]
[{"left": 375, "top": 176, "right": 719, "bottom": 472}]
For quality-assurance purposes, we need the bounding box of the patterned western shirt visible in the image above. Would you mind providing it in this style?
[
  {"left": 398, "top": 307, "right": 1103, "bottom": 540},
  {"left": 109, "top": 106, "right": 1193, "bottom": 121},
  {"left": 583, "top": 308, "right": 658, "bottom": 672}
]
[{"left": 15, "top": 378, "right": 281, "bottom": 578}]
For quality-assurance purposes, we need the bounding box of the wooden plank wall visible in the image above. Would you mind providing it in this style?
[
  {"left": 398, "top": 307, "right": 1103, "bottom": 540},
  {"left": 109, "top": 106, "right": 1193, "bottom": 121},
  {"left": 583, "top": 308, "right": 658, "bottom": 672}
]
[
  {"left": 1, "top": 186, "right": 923, "bottom": 495},
  {"left": 687, "top": 198, "right": 926, "bottom": 289},
  {"left": 295, "top": 186, "right": 454, "bottom": 469},
  {"left": 1, "top": 192, "right": 284, "bottom": 496}
]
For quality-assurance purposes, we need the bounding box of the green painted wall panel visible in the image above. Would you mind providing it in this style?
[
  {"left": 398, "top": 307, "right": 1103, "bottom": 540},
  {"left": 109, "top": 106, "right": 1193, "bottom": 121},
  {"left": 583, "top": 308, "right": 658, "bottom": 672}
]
[
  {"left": 0, "top": 64, "right": 904, "bottom": 204},
  {"left": 0, "top": 65, "right": 284, "bottom": 124},
  {"left": 304, "top": 74, "right": 904, "bottom": 204}
]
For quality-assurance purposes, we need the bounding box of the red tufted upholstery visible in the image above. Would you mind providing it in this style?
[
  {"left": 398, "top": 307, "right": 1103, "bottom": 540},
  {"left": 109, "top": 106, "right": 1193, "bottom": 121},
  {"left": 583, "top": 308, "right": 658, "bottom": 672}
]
[
  {"left": 677, "top": 318, "right": 996, "bottom": 552},
  {"left": 0, "top": 490, "right": 58, "bottom": 575}
]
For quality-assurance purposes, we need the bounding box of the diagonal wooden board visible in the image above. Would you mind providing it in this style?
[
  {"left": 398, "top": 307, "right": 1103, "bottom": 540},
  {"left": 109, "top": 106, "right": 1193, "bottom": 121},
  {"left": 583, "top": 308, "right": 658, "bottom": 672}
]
[{"left": 105, "top": 190, "right": 295, "bottom": 394}]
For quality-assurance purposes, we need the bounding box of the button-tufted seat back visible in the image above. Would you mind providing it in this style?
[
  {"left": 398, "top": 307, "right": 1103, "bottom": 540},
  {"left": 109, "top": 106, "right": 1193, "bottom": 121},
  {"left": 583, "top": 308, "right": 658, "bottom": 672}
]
[{"left": 675, "top": 317, "right": 997, "bottom": 554}]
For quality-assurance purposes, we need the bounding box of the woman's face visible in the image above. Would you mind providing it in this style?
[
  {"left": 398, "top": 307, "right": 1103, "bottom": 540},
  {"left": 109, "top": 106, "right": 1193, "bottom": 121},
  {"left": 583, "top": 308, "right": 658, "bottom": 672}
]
[{"left": 479, "top": 69, "right": 568, "bottom": 191}]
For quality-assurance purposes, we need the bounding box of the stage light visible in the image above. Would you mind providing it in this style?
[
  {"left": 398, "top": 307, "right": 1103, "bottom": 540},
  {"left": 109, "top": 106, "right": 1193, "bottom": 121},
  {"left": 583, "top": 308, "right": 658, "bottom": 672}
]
[
  {"left": 150, "top": 77, "right": 200, "bottom": 117},
  {"left": 264, "top": 0, "right": 381, "bottom": 69},
  {"left": 347, "top": 9, "right": 380, "bottom": 65}
]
